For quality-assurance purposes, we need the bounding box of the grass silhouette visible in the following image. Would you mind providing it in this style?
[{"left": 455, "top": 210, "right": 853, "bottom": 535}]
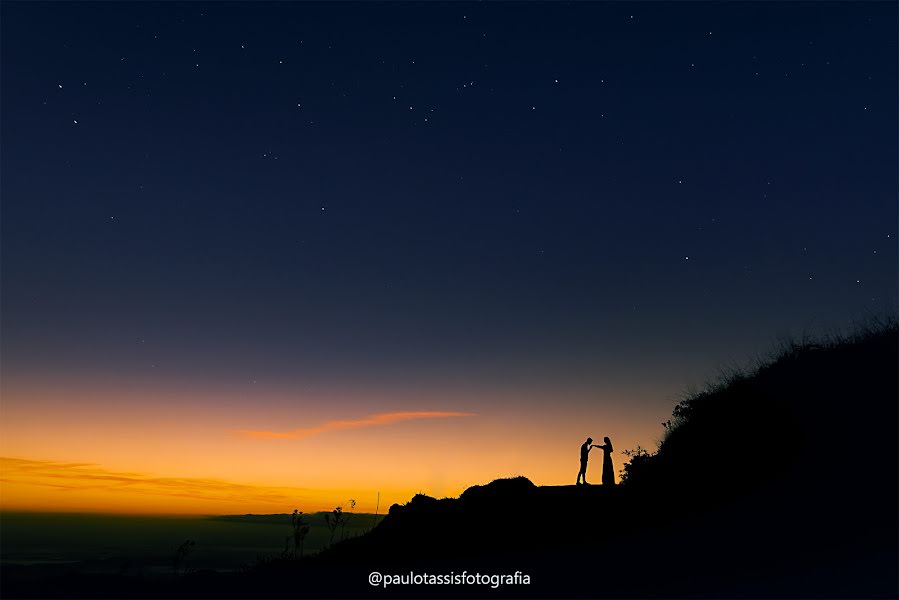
[
  {"left": 289, "top": 510, "right": 310, "bottom": 559},
  {"left": 171, "top": 539, "right": 194, "bottom": 577}
]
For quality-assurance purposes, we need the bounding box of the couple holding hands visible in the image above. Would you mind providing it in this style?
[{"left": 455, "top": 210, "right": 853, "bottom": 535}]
[{"left": 576, "top": 436, "right": 614, "bottom": 486}]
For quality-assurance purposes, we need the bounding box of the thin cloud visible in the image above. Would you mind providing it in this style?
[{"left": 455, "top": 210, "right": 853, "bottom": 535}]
[
  {"left": 0, "top": 456, "right": 306, "bottom": 505},
  {"left": 238, "top": 411, "right": 476, "bottom": 440}
]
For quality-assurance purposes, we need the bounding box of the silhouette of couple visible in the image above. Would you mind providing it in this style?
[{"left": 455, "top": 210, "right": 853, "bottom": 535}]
[{"left": 576, "top": 436, "right": 614, "bottom": 486}]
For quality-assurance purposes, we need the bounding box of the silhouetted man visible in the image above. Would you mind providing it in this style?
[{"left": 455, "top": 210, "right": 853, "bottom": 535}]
[{"left": 576, "top": 437, "right": 594, "bottom": 485}]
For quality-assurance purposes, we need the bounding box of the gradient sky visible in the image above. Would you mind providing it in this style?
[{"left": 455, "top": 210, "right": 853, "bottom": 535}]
[{"left": 1, "top": 2, "right": 896, "bottom": 514}]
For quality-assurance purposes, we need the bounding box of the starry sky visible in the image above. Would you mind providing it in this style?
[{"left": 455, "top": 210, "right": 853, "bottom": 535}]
[{"left": 1, "top": 2, "right": 896, "bottom": 514}]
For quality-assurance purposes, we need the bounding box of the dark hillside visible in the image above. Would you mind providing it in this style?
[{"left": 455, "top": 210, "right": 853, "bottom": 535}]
[{"left": 315, "top": 323, "right": 899, "bottom": 597}]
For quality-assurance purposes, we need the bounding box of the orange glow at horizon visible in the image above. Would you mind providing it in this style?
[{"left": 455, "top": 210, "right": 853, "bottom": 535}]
[{"left": 1, "top": 378, "right": 669, "bottom": 515}]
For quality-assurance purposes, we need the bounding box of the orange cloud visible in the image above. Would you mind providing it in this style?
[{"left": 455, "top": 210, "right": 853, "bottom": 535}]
[
  {"left": 0, "top": 456, "right": 307, "bottom": 505},
  {"left": 237, "top": 411, "right": 476, "bottom": 440}
]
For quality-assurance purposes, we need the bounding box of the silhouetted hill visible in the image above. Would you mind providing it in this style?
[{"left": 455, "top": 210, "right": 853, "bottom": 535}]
[
  {"left": 311, "top": 321, "right": 898, "bottom": 597},
  {"left": 624, "top": 319, "right": 897, "bottom": 500}
]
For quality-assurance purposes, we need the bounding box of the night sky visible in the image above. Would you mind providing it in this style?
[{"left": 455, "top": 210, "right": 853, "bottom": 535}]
[{"left": 1, "top": 2, "right": 896, "bottom": 513}]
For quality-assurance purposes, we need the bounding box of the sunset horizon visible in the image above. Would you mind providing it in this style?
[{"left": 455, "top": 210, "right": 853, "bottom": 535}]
[
  {"left": 1, "top": 316, "right": 885, "bottom": 515},
  {"left": 1, "top": 380, "right": 670, "bottom": 514}
]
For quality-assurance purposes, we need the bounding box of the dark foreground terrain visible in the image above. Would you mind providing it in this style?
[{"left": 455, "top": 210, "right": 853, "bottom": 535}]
[
  {"left": 0, "top": 511, "right": 382, "bottom": 575},
  {"left": 3, "top": 324, "right": 897, "bottom": 598}
]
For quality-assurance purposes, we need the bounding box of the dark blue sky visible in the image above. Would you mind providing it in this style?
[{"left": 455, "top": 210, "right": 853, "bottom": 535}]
[{"left": 2, "top": 2, "right": 896, "bottom": 399}]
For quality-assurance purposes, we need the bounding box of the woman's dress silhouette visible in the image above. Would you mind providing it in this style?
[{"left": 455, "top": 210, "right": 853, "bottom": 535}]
[{"left": 598, "top": 437, "right": 614, "bottom": 485}]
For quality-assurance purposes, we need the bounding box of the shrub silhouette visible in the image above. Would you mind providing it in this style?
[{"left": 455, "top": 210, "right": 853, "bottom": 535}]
[
  {"left": 289, "top": 510, "right": 310, "bottom": 559},
  {"left": 618, "top": 445, "right": 651, "bottom": 484},
  {"left": 323, "top": 499, "right": 357, "bottom": 545},
  {"left": 324, "top": 506, "right": 343, "bottom": 546},
  {"left": 339, "top": 499, "right": 356, "bottom": 541}
]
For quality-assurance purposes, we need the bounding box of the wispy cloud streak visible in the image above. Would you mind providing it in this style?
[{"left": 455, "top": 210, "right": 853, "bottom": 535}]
[
  {"left": 237, "top": 411, "right": 476, "bottom": 440},
  {"left": 0, "top": 457, "right": 305, "bottom": 504}
]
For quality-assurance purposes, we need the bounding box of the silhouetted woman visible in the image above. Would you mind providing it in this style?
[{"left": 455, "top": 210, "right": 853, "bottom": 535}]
[{"left": 592, "top": 437, "right": 615, "bottom": 485}]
